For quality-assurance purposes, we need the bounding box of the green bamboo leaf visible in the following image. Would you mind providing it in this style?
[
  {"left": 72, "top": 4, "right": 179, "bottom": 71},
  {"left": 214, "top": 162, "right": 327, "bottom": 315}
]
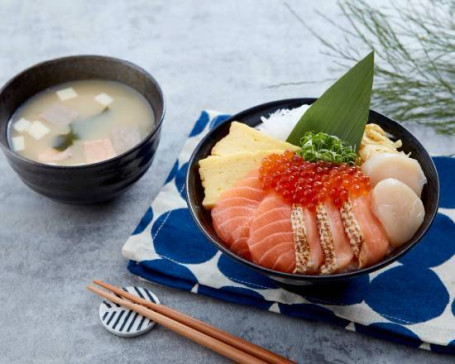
[{"left": 287, "top": 51, "right": 374, "bottom": 151}]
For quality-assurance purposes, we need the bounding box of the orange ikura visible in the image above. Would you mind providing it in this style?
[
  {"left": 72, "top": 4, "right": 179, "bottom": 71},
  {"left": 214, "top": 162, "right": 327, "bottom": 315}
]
[{"left": 259, "top": 150, "right": 371, "bottom": 210}]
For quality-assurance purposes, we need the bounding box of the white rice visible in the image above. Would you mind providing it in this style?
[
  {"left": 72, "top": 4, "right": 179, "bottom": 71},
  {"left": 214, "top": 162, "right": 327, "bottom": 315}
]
[{"left": 256, "top": 104, "right": 310, "bottom": 141}]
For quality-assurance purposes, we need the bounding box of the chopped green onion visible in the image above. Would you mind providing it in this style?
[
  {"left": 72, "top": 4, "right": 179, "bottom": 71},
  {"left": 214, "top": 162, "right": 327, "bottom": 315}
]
[{"left": 296, "top": 131, "right": 359, "bottom": 165}]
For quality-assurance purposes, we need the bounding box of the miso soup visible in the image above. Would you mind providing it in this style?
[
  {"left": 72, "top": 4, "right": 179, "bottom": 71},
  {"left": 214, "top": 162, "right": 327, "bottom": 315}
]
[{"left": 7, "top": 80, "right": 155, "bottom": 166}]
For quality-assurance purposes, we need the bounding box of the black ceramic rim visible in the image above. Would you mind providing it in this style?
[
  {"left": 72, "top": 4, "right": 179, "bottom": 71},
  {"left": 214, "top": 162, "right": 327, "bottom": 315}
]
[
  {"left": 0, "top": 55, "right": 166, "bottom": 170},
  {"left": 186, "top": 98, "right": 440, "bottom": 282}
]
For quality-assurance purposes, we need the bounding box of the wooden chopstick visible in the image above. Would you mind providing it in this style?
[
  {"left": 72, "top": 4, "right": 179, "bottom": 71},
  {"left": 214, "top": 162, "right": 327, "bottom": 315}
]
[
  {"left": 93, "top": 280, "right": 293, "bottom": 364},
  {"left": 88, "top": 284, "right": 265, "bottom": 363},
  {"left": 89, "top": 281, "right": 295, "bottom": 364}
]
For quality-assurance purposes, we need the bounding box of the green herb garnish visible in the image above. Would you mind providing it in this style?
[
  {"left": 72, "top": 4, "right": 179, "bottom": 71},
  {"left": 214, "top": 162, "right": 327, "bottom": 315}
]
[
  {"left": 297, "top": 131, "right": 359, "bottom": 165},
  {"left": 287, "top": 52, "right": 374, "bottom": 151},
  {"left": 52, "top": 130, "right": 78, "bottom": 152}
]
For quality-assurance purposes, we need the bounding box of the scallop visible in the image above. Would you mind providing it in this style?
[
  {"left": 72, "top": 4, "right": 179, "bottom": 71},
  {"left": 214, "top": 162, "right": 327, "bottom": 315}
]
[
  {"left": 361, "top": 153, "right": 427, "bottom": 197},
  {"left": 371, "top": 178, "right": 425, "bottom": 247}
]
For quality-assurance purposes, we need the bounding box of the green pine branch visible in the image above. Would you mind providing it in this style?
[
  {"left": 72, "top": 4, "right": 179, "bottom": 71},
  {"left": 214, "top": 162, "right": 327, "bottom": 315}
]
[{"left": 301, "top": 0, "right": 455, "bottom": 135}]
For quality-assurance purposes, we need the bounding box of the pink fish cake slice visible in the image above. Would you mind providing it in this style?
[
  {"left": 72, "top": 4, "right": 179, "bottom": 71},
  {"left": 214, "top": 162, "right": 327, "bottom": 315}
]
[
  {"left": 39, "top": 104, "right": 79, "bottom": 127},
  {"left": 38, "top": 147, "right": 72, "bottom": 163},
  {"left": 84, "top": 139, "right": 116, "bottom": 164},
  {"left": 111, "top": 126, "right": 142, "bottom": 154}
]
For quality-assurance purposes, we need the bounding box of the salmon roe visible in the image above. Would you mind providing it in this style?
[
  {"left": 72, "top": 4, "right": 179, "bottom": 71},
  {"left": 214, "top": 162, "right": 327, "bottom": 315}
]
[{"left": 259, "top": 150, "right": 371, "bottom": 210}]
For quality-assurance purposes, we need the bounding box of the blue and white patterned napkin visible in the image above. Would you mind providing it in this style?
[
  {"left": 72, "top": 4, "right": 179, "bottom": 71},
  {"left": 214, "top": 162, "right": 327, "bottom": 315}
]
[{"left": 122, "top": 111, "right": 455, "bottom": 354}]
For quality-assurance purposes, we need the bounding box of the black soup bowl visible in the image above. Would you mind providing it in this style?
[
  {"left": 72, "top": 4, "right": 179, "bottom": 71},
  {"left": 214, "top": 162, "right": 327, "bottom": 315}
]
[
  {"left": 186, "top": 98, "right": 439, "bottom": 286},
  {"left": 0, "top": 55, "right": 165, "bottom": 204}
]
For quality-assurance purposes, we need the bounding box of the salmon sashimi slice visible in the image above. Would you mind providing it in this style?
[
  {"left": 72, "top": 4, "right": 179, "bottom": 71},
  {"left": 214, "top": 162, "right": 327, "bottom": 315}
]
[
  {"left": 247, "top": 193, "right": 296, "bottom": 273},
  {"left": 341, "top": 194, "right": 389, "bottom": 268},
  {"left": 303, "top": 208, "right": 324, "bottom": 273},
  {"left": 317, "top": 201, "right": 355, "bottom": 274},
  {"left": 291, "top": 205, "right": 324, "bottom": 274},
  {"left": 211, "top": 170, "right": 267, "bottom": 258}
]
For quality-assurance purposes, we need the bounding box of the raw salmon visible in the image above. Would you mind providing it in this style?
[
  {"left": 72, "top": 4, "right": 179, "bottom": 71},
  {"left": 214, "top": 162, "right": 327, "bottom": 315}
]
[
  {"left": 317, "top": 201, "right": 355, "bottom": 274},
  {"left": 211, "top": 168, "right": 387, "bottom": 275},
  {"left": 211, "top": 170, "right": 266, "bottom": 258},
  {"left": 346, "top": 194, "right": 389, "bottom": 268},
  {"left": 301, "top": 206, "right": 324, "bottom": 272},
  {"left": 291, "top": 205, "right": 324, "bottom": 273},
  {"left": 247, "top": 192, "right": 295, "bottom": 273}
]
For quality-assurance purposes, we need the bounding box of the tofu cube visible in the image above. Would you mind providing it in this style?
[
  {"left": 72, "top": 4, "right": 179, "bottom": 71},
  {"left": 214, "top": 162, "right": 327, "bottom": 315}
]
[
  {"left": 94, "top": 93, "right": 113, "bottom": 106},
  {"left": 13, "top": 117, "right": 31, "bottom": 132},
  {"left": 84, "top": 139, "right": 116, "bottom": 164},
  {"left": 28, "top": 121, "right": 50, "bottom": 140},
  {"left": 56, "top": 87, "right": 78, "bottom": 101},
  {"left": 111, "top": 126, "right": 141, "bottom": 154},
  {"left": 11, "top": 136, "right": 25, "bottom": 151},
  {"left": 39, "top": 104, "right": 79, "bottom": 127}
]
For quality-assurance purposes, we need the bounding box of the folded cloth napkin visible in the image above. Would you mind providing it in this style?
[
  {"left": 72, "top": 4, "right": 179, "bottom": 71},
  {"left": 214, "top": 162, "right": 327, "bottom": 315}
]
[{"left": 122, "top": 111, "right": 455, "bottom": 354}]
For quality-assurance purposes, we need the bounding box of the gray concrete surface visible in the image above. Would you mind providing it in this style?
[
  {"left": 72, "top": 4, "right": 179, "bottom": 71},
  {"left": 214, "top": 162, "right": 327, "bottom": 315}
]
[{"left": 0, "top": 1, "right": 453, "bottom": 363}]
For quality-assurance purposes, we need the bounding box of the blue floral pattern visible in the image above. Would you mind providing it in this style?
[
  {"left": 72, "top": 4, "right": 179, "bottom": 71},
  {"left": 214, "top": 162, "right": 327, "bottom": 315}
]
[{"left": 122, "top": 111, "right": 455, "bottom": 353}]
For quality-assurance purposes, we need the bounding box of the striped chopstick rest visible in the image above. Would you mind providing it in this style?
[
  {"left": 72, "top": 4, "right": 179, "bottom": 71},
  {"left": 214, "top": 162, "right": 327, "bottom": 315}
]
[{"left": 99, "top": 286, "right": 160, "bottom": 337}]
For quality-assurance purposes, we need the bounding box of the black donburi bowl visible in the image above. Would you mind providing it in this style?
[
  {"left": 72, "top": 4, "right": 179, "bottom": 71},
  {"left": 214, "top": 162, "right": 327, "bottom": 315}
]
[
  {"left": 186, "top": 98, "right": 439, "bottom": 286},
  {"left": 0, "top": 55, "right": 165, "bottom": 204}
]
